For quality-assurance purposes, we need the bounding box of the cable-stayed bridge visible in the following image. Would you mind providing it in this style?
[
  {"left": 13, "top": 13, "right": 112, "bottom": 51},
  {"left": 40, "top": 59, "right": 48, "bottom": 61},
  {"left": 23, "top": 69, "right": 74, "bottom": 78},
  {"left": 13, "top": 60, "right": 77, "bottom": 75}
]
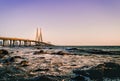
[{"left": 0, "top": 28, "right": 53, "bottom": 46}]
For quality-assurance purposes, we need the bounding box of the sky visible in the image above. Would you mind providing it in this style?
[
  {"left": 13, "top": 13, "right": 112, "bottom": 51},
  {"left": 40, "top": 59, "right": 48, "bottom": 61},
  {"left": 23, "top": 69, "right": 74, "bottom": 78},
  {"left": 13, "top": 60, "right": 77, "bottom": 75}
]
[{"left": 0, "top": 0, "right": 120, "bottom": 46}]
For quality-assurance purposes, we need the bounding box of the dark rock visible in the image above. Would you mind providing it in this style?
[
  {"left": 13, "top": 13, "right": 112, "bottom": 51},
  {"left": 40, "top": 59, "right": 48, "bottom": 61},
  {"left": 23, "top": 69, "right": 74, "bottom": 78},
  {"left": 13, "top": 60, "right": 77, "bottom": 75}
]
[
  {"left": 3, "top": 56, "right": 23, "bottom": 63},
  {"left": 16, "top": 51, "right": 19, "bottom": 53},
  {"left": 14, "top": 56, "right": 22, "bottom": 58},
  {"left": 10, "top": 51, "right": 14, "bottom": 54},
  {"left": 38, "top": 50, "right": 44, "bottom": 53},
  {"left": 71, "top": 64, "right": 77, "bottom": 66},
  {"left": 73, "top": 70, "right": 89, "bottom": 77},
  {"left": 93, "top": 62, "right": 120, "bottom": 78},
  {"left": 0, "top": 49, "right": 9, "bottom": 54},
  {"left": 80, "top": 66, "right": 90, "bottom": 69},
  {"left": 56, "top": 51, "right": 65, "bottom": 55},
  {"left": 87, "top": 69, "right": 103, "bottom": 79},
  {"left": 9, "top": 57, "right": 16, "bottom": 62},
  {"left": 0, "top": 65, "right": 26, "bottom": 81},
  {"left": 36, "top": 47, "right": 44, "bottom": 49},
  {"left": 28, "top": 76, "right": 57, "bottom": 81},
  {"left": 20, "top": 60, "right": 29, "bottom": 67},
  {"left": 9, "top": 56, "right": 22, "bottom": 62},
  {"left": 33, "top": 68, "right": 49, "bottom": 72},
  {"left": 71, "top": 75, "right": 85, "bottom": 81},
  {"left": 0, "top": 49, "right": 9, "bottom": 58},
  {"left": 49, "top": 48, "right": 53, "bottom": 49},
  {"left": 37, "top": 47, "right": 40, "bottom": 49},
  {"left": 39, "top": 57, "right": 45, "bottom": 59},
  {"left": 73, "top": 62, "right": 120, "bottom": 81},
  {"left": 52, "top": 51, "right": 70, "bottom": 55},
  {"left": 33, "top": 50, "right": 44, "bottom": 55}
]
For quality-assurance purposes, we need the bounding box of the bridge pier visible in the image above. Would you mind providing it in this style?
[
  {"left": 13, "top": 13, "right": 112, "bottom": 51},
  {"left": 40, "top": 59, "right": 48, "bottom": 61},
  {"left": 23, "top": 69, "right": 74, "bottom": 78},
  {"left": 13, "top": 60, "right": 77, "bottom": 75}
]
[
  {"left": 10, "top": 40, "right": 12, "bottom": 46},
  {"left": 30, "top": 42, "right": 31, "bottom": 46},
  {"left": 2, "top": 40, "right": 9, "bottom": 46},
  {"left": 2, "top": 40, "right": 5, "bottom": 46},
  {"left": 28, "top": 41, "right": 31, "bottom": 46},
  {"left": 12, "top": 40, "right": 15, "bottom": 46},
  {"left": 24, "top": 41, "right": 28, "bottom": 46},
  {"left": 19, "top": 40, "right": 21, "bottom": 46}
]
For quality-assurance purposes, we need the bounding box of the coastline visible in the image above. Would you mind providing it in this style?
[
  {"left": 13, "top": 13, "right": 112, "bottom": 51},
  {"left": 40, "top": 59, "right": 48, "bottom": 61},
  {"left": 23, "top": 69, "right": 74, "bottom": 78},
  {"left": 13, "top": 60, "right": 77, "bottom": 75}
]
[{"left": 0, "top": 46, "right": 120, "bottom": 81}]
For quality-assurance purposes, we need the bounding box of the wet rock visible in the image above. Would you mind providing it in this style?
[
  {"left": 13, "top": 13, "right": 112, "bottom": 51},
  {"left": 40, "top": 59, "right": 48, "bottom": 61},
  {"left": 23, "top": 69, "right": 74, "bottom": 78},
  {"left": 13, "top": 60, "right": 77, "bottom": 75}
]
[
  {"left": 3, "top": 56, "right": 23, "bottom": 64},
  {"left": 73, "top": 62, "right": 120, "bottom": 81},
  {"left": 52, "top": 51, "right": 70, "bottom": 55},
  {"left": 87, "top": 69, "right": 103, "bottom": 79},
  {"left": 73, "top": 70, "right": 89, "bottom": 77},
  {"left": 56, "top": 51, "right": 66, "bottom": 55},
  {"left": 71, "top": 75, "right": 86, "bottom": 81},
  {"left": 92, "top": 62, "right": 120, "bottom": 78},
  {"left": 33, "top": 50, "right": 44, "bottom": 55},
  {"left": 26, "top": 74, "right": 71, "bottom": 81},
  {"left": 39, "top": 57, "right": 45, "bottom": 59},
  {"left": 0, "top": 49, "right": 9, "bottom": 54},
  {"left": 16, "top": 51, "right": 19, "bottom": 53},
  {"left": 14, "top": 56, "right": 22, "bottom": 58},
  {"left": 0, "top": 49, "right": 9, "bottom": 58},
  {"left": 33, "top": 68, "right": 49, "bottom": 72},
  {"left": 28, "top": 76, "right": 57, "bottom": 81},
  {"left": 49, "top": 48, "right": 53, "bottom": 49},
  {"left": 0, "top": 65, "right": 28, "bottom": 81},
  {"left": 9, "top": 56, "right": 23, "bottom": 62},
  {"left": 20, "top": 60, "right": 29, "bottom": 67},
  {"left": 10, "top": 51, "right": 14, "bottom": 54},
  {"left": 36, "top": 47, "right": 41, "bottom": 49},
  {"left": 71, "top": 64, "right": 77, "bottom": 66}
]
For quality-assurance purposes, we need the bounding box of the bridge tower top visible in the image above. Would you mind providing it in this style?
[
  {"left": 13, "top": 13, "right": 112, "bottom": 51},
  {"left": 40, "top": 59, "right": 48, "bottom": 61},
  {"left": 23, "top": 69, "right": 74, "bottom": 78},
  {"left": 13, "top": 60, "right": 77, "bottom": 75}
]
[{"left": 35, "top": 28, "right": 43, "bottom": 42}]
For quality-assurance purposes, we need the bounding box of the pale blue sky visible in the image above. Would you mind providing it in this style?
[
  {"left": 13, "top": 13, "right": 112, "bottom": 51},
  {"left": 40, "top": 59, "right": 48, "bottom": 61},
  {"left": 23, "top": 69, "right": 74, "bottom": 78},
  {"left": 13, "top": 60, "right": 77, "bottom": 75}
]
[{"left": 0, "top": 0, "right": 120, "bottom": 45}]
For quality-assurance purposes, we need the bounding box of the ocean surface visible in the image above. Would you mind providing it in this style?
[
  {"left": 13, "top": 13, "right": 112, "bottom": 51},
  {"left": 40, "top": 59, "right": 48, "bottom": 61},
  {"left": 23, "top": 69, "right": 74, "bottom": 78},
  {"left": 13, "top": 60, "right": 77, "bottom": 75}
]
[
  {"left": 0, "top": 46, "right": 120, "bottom": 81},
  {"left": 47, "top": 46, "right": 120, "bottom": 54},
  {"left": 49, "top": 46, "right": 120, "bottom": 51}
]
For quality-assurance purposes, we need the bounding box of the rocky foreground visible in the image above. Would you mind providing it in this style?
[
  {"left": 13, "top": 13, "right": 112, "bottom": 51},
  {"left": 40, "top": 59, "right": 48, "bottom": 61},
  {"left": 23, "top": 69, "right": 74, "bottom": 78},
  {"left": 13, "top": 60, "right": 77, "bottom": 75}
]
[{"left": 0, "top": 47, "right": 120, "bottom": 81}]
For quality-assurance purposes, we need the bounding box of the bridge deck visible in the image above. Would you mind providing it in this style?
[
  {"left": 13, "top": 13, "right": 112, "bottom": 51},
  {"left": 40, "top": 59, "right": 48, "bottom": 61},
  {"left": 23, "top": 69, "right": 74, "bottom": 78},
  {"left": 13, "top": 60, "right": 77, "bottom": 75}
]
[
  {"left": 0, "top": 36, "right": 53, "bottom": 46},
  {"left": 0, "top": 37, "right": 35, "bottom": 42}
]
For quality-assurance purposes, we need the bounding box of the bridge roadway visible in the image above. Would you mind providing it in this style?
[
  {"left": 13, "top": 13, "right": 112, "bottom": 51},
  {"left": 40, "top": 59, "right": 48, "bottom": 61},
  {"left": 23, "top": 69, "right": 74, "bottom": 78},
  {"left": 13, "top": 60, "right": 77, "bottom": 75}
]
[{"left": 0, "top": 37, "right": 52, "bottom": 46}]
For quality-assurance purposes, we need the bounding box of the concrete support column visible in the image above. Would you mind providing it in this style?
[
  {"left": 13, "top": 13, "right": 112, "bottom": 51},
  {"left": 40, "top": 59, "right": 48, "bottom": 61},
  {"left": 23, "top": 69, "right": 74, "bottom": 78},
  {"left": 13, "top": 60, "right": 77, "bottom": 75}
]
[
  {"left": 36, "top": 42, "right": 39, "bottom": 46},
  {"left": 2, "top": 40, "right": 5, "bottom": 46},
  {"left": 33, "top": 42, "right": 35, "bottom": 46},
  {"left": 13, "top": 40, "right": 15, "bottom": 46},
  {"left": 2, "top": 40, "right": 9, "bottom": 46},
  {"left": 29, "top": 42, "right": 31, "bottom": 46},
  {"left": 24, "top": 41, "right": 27, "bottom": 46},
  {"left": 10, "top": 40, "right": 12, "bottom": 46},
  {"left": 19, "top": 40, "right": 21, "bottom": 46}
]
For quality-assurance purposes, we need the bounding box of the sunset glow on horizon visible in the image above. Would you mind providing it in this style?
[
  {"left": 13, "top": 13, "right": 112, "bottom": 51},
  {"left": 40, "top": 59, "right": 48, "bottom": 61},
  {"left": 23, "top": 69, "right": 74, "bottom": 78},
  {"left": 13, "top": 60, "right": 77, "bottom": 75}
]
[{"left": 0, "top": 0, "right": 120, "bottom": 45}]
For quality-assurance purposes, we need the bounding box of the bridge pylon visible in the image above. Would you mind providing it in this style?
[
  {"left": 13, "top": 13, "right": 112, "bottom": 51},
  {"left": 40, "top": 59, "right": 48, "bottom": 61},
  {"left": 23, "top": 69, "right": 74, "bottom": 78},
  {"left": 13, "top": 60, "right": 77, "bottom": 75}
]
[{"left": 35, "top": 28, "right": 43, "bottom": 45}]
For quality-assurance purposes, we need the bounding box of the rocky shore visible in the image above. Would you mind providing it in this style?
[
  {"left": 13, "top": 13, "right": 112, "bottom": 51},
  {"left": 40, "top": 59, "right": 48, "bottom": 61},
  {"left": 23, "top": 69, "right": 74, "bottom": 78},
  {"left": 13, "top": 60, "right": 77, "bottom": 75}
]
[{"left": 0, "top": 47, "right": 120, "bottom": 81}]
